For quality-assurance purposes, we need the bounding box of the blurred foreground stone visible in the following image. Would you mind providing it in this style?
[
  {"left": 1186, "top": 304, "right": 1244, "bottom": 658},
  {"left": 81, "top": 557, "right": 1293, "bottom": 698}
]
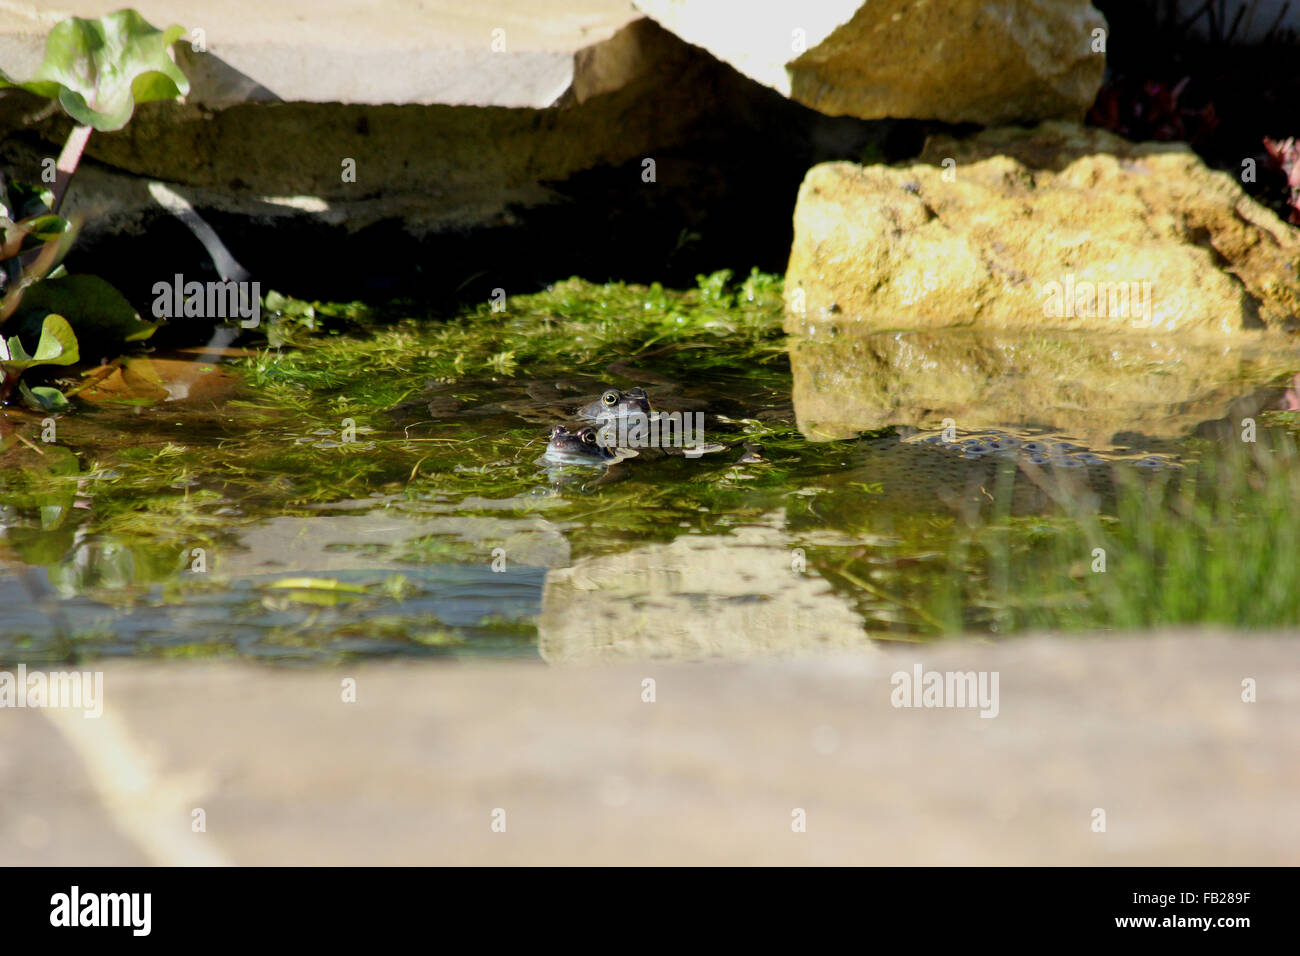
[{"left": 1, "top": 632, "right": 1295, "bottom": 865}]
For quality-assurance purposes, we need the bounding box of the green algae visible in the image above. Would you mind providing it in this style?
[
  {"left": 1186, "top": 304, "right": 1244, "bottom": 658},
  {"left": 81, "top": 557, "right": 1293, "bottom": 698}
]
[{"left": 248, "top": 268, "right": 786, "bottom": 410}]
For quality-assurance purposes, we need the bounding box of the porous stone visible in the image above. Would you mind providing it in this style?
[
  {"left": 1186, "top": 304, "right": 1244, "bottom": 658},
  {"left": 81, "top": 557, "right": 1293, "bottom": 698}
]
[{"left": 784, "top": 121, "right": 1300, "bottom": 337}]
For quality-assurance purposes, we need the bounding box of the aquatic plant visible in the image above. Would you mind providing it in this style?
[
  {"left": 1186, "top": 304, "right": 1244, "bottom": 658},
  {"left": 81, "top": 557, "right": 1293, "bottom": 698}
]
[
  {"left": 0, "top": 313, "right": 79, "bottom": 408},
  {"left": 0, "top": 9, "right": 189, "bottom": 409}
]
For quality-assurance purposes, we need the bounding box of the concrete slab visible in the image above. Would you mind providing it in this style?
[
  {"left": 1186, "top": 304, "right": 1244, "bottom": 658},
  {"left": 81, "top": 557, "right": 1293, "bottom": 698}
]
[
  {"left": 3, "top": 6, "right": 857, "bottom": 303},
  {"left": 0, "top": 1, "right": 647, "bottom": 108},
  {"left": 0, "top": 3, "right": 890, "bottom": 303},
  {"left": 4, "top": 631, "right": 1296, "bottom": 864}
]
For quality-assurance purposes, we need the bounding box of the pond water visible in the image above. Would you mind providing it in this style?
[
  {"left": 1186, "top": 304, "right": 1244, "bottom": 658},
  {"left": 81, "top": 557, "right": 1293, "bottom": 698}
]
[{"left": 2, "top": 273, "right": 1299, "bottom": 664}]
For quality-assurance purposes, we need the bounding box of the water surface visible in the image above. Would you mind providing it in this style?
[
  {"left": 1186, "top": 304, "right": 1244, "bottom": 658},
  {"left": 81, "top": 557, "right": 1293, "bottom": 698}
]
[{"left": 3, "top": 274, "right": 1298, "bottom": 663}]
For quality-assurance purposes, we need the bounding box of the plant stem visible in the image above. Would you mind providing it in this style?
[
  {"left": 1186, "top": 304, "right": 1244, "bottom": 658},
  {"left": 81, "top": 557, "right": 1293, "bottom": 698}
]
[
  {"left": 51, "top": 123, "right": 93, "bottom": 214},
  {"left": 9, "top": 123, "right": 94, "bottom": 306}
]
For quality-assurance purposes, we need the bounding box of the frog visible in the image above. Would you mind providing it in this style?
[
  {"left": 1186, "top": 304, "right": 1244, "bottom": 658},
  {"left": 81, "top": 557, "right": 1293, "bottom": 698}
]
[
  {"left": 540, "top": 425, "right": 624, "bottom": 467},
  {"left": 577, "top": 386, "right": 653, "bottom": 422},
  {"left": 540, "top": 412, "right": 734, "bottom": 472},
  {"left": 576, "top": 383, "right": 735, "bottom": 446}
]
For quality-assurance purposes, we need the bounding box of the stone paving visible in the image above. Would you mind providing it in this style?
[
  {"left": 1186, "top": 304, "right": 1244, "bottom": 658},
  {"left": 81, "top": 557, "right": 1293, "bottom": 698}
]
[{"left": 2, "top": 631, "right": 1295, "bottom": 865}]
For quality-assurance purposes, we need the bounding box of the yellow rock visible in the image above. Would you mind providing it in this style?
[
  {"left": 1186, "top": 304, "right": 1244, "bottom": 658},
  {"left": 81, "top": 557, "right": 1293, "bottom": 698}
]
[{"left": 785, "top": 122, "right": 1300, "bottom": 337}]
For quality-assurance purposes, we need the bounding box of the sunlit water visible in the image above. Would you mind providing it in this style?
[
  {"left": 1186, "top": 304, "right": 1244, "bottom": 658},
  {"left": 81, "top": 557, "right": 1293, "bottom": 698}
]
[{"left": 1, "top": 334, "right": 1296, "bottom": 664}]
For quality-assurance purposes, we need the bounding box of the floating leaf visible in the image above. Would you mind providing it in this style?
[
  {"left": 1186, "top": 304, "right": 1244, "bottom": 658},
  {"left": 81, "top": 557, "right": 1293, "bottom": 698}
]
[
  {"left": 17, "top": 274, "right": 158, "bottom": 350},
  {"left": 74, "top": 357, "right": 168, "bottom": 406},
  {"left": 18, "top": 381, "right": 70, "bottom": 412},
  {"left": 0, "top": 10, "right": 189, "bottom": 132},
  {"left": 70, "top": 355, "right": 240, "bottom": 406}
]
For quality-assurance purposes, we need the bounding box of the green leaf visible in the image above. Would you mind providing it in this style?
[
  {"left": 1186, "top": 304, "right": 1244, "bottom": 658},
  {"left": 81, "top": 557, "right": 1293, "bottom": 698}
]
[
  {"left": 263, "top": 289, "right": 291, "bottom": 312},
  {"left": 20, "top": 215, "right": 72, "bottom": 241},
  {"left": 4, "top": 180, "right": 55, "bottom": 220},
  {"left": 0, "top": 10, "right": 189, "bottom": 132},
  {"left": 18, "top": 381, "right": 70, "bottom": 412},
  {"left": 0, "top": 313, "right": 79, "bottom": 373},
  {"left": 17, "top": 274, "right": 158, "bottom": 349}
]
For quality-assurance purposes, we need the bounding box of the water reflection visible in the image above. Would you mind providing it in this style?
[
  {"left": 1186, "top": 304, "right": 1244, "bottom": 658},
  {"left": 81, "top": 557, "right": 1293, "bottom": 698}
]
[
  {"left": 2, "top": 328, "right": 1298, "bottom": 662},
  {"left": 786, "top": 327, "right": 1300, "bottom": 445}
]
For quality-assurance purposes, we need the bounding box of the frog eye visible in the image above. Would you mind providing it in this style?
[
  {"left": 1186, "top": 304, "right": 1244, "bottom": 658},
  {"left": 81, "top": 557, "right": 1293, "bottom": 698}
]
[
  {"left": 581, "top": 429, "right": 597, "bottom": 444},
  {"left": 601, "top": 390, "right": 619, "bottom": 406}
]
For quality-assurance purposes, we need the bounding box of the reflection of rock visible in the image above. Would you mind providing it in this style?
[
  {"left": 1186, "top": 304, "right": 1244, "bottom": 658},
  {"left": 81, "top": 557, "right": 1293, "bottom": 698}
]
[
  {"left": 785, "top": 122, "right": 1300, "bottom": 337},
  {"left": 634, "top": 0, "right": 1104, "bottom": 124},
  {"left": 823, "top": 433, "right": 1162, "bottom": 519},
  {"left": 788, "top": 328, "right": 1300, "bottom": 444},
  {"left": 539, "top": 522, "right": 872, "bottom": 662},
  {"left": 218, "top": 512, "right": 570, "bottom": 577}
]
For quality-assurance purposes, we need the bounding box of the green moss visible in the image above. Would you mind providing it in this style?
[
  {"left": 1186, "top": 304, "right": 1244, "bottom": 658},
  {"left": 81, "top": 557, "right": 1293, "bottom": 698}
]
[{"left": 246, "top": 269, "right": 785, "bottom": 407}]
